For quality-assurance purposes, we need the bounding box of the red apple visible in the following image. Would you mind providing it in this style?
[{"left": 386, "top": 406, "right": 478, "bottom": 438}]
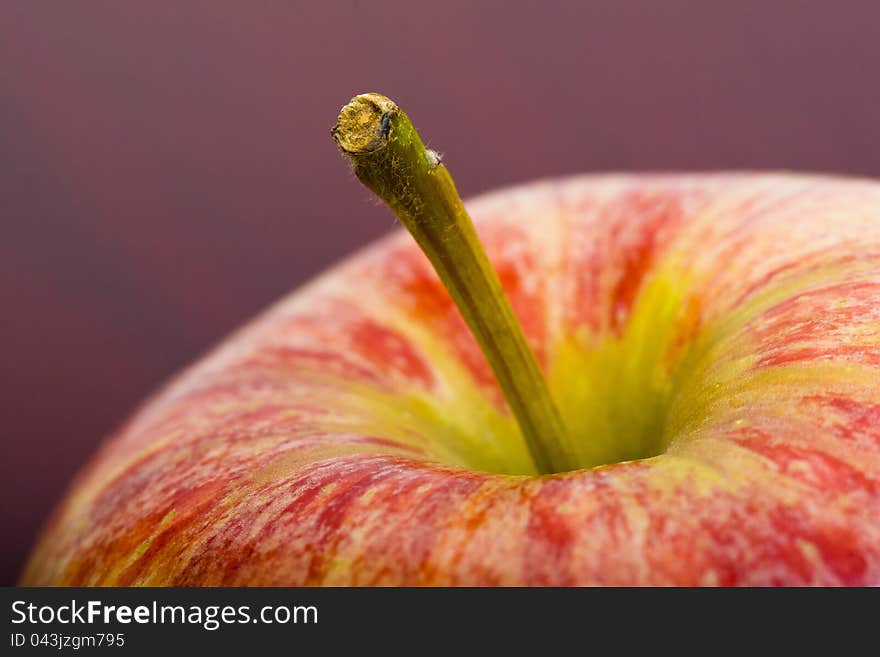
[{"left": 21, "top": 168, "right": 880, "bottom": 586}]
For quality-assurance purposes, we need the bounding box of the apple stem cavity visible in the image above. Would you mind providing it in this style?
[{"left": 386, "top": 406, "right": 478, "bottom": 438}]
[{"left": 332, "top": 93, "right": 575, "bottom": 475}]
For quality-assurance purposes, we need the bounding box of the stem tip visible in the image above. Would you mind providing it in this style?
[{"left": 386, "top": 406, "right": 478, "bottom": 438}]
[{"left": 332, "top": 93, "right": 399, "bottom": 155}]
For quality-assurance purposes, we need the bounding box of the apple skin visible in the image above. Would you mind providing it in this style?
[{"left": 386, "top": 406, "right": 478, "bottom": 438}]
[{"left": 22, "top": 173, "right": 880, "bottom": 586}]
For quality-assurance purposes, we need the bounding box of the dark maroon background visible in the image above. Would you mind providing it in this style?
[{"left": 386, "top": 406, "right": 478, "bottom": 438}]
[{"left": 2, "top": 1, "right": 880, "bottom": 585}]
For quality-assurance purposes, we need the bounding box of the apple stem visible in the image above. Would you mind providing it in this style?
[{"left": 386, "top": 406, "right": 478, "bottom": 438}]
[{"left": 331, "top": 93, "right": 575, "bottom": 474}]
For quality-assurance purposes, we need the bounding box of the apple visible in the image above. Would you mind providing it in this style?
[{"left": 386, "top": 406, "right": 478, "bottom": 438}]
[{"left": 22, "top": 95, "right": 880, "bottom": 586}]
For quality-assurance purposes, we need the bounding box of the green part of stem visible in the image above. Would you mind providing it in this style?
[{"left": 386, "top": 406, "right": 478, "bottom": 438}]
[{"left": 331, "top": 93, "right": 575, "bottom": 475}]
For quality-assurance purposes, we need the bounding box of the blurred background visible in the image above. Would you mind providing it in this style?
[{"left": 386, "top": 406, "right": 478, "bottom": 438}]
[{"left": 2, "top": 1, "right": 879, "bottom": 584}]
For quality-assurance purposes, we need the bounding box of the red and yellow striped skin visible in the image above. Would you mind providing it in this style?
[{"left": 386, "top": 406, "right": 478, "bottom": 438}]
[{"left": 23, "top": 173, "right": 880, "bottom": 586}]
